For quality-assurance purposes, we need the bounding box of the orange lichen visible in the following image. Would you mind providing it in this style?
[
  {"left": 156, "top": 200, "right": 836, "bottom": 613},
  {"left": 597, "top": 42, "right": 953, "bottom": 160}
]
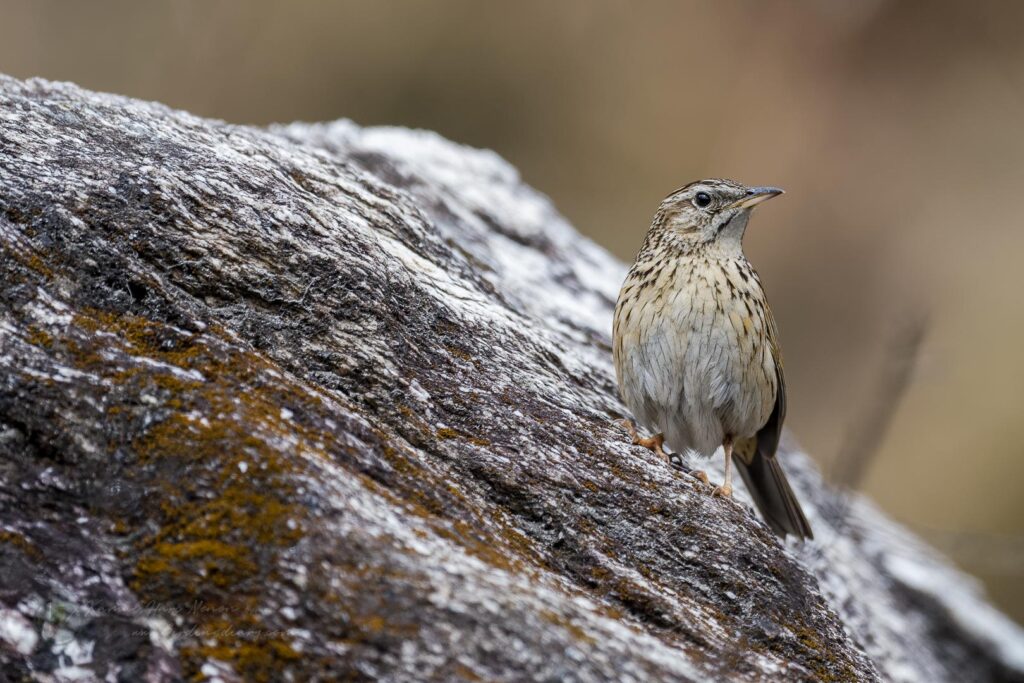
[
  {"left": 25, "top": 325, "right": 55, "bottom": 349},
  {"left": 0, "top": 530, "right": 42, "bottom": 560},
  {"left": 51, "top": 306, "right": 570, "bottom": 677},
  {"left": 63, "top": 308, "right": 316, "bottom": 679},
  {"left": 435, "top": 426, "right": 490, "bottom": 447}
]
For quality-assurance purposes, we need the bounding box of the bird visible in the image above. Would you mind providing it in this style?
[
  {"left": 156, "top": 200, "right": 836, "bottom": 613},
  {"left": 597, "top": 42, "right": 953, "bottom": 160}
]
[{"left": 612, "top": 178, "right": 813, "bottom": 540}]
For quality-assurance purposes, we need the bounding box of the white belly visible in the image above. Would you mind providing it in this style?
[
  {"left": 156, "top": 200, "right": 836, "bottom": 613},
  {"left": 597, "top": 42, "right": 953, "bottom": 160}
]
[{"left": 614, "top": 271, "right": 776, "bottom": 458}]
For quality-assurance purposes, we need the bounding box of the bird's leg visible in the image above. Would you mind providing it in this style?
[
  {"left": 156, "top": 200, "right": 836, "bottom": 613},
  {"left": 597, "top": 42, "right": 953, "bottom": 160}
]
[
  {"left": 619, "top": 419, "right": 669, "bottom": 462},
  {"left": 712, "top": 436, "right": 734, "bottom": 498},
  {"left": 620, "top": 420, "right": 709, "bottom": 484}
]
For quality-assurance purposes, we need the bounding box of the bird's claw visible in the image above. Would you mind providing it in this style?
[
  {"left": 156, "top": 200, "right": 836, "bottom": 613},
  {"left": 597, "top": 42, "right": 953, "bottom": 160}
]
[
  {"left": 620, "top": 421, "right": 710, "bottom": 483},
  {"left": 669, "top": 456, "right": 709, "bottom": 483}
]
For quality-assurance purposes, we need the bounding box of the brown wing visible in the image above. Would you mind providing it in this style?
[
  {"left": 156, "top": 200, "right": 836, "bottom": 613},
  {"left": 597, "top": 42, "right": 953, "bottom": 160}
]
[
  {"left": 732, "top": 312, "right": 813, "bottom": 539},
  {"left": 757, "top": 320, "right": 785, "bottom": 459}
]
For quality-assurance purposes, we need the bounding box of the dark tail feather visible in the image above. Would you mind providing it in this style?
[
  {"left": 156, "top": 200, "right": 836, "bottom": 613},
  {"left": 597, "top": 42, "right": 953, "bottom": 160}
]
[{"left": 733, "top": 451, "right": 813, "bottom": 540}]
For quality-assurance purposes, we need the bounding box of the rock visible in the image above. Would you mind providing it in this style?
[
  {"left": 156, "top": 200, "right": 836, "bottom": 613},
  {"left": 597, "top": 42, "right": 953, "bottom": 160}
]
[{"left": 0, "top": 74, "right": 1021, "bottom": 682}]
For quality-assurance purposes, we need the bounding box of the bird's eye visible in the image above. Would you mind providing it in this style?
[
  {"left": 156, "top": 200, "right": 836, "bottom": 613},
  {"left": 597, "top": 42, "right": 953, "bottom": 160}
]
[{"left": 694, "top": 191, "right": 712, "bottom": 208}]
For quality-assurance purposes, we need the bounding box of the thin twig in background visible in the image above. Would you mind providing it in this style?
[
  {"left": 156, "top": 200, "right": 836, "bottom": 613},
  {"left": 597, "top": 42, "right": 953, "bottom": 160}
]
[{"left": 825, "top": 311, "right": 929, "bottom": 532}]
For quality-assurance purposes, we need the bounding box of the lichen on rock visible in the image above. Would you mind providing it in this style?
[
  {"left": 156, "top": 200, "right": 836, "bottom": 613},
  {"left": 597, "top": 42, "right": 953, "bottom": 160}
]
[{"left": 0, "top": 75, "right": 1022, "bottom": 682}]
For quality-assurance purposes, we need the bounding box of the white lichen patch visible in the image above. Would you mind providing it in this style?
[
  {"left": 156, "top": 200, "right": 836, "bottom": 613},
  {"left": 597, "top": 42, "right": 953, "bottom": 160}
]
[{"left": 0, "top": 608, "right": 39, "bottom": 655}]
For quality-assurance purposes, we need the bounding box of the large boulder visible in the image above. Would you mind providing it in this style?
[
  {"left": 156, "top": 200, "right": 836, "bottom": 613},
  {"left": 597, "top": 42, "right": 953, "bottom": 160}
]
[{"left": 0, "top": 75, "right": 1021, "bottom": 682}]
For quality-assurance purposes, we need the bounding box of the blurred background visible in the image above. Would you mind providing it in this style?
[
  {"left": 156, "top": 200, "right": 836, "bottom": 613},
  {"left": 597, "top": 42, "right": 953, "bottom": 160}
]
[{"left": 3, "top": 0, "right": 1023, "bottom": 620}]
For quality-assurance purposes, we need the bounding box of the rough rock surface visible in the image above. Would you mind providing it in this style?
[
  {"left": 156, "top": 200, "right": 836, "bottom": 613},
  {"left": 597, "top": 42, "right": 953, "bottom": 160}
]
[{"left": 0, "top": 75, "right": 1022, "bottom": 682}]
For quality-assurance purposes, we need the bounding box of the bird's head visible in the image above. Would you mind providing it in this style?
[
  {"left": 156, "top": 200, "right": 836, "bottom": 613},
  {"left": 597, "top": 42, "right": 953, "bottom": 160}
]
[{"left": 654, "top": 178, "right": 783, "bottom": 255}]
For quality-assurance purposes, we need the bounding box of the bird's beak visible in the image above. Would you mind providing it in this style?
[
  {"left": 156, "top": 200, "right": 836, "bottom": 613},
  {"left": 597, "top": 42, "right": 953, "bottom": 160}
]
[{"left": 729, "top": 186, "right": 784, "bottom": 210}]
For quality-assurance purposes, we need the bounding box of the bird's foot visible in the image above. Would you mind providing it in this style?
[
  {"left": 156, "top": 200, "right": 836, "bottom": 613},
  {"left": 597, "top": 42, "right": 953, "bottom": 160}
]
[
  {"left": 619, "top": 419, "right": 673, "bottom": 464},
  {"left": 667, "top": 454, "right": 711, "bottom": 486},
  {"left": 712, "top": 484, "right": 733, "bottom": 498},
  {"left": 619, "top": 422, "right": 714, "bottom": 483},
  {"left": 637, "top": 434, "right": 669, "bottom": 462}
]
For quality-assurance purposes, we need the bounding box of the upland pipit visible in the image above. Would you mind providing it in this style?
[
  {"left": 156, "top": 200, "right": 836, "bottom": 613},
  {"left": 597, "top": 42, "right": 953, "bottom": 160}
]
[{"left": 613, "top": 179, "right": 812, "bottom": 539}]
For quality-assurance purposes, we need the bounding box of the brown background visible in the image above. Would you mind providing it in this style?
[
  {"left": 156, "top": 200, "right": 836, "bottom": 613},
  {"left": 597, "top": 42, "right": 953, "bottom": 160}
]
[{"left": 3, "top": 0, "right": 1023, "bottom": 621}]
